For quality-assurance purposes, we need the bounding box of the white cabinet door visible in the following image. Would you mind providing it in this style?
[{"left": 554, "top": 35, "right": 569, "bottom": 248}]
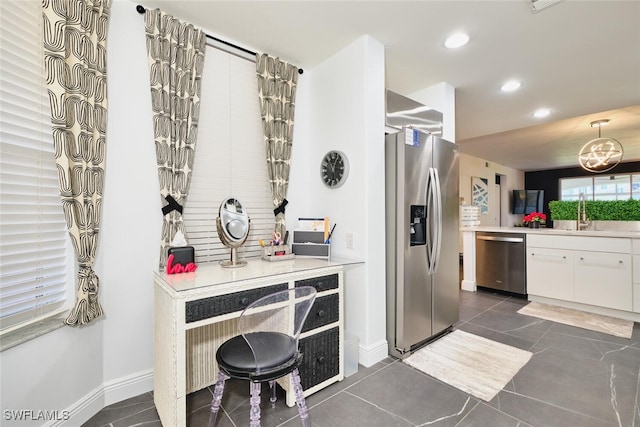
[
  {"left": 574, "top": 252, "right": 632, "bottom": 311},
  {"left": 527, "top": 248, "right": 574, "bottom": 301}
]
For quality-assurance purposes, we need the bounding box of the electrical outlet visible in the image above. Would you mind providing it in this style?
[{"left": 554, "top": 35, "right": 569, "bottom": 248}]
[{"left": 346, "top": 232, "right": 354, "bottom": 249}]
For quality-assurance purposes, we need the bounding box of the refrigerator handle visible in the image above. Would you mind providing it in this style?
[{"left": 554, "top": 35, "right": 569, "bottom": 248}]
[
  {"left": 425, "top": 168, "right": 433, "bottom": 274},
  {"left": 432, "top": 168, "right": 443, "bottom": 273},
  {"left": 426, "top": 168, "right": 436, "bottom": 274}
]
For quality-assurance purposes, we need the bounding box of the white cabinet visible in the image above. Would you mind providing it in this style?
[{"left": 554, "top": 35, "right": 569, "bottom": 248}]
[
  {"left": 526, "top": 234, "right": 633, "bottom": 312},
  {"left": 527, "top": 248, "right": 573, "bottom": 301},
  {"left": 574, "top": 252, "right": 632, "bottom": 311}
]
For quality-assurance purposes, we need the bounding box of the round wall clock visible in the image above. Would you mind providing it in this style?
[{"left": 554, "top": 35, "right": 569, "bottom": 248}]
[{"left": 320, "top": 150, "right": 349, "bottom": 188}]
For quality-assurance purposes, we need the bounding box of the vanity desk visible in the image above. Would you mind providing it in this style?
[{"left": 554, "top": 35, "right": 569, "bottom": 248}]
[{"left": 153, "top": 257, "right": 348, "bottom": 427}]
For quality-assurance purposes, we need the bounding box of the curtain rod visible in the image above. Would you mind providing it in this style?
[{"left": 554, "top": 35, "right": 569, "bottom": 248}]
[{"left": 136, "top": 5, "right": 303, "bottom": 74}]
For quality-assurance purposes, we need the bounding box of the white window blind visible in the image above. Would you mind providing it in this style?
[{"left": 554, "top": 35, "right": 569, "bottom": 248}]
[
  {"left": 183, "top": 47, "right": 275, "bottom": 263},
  {"left": 0, "top": 0, "right": 68, "bottom": 332}
]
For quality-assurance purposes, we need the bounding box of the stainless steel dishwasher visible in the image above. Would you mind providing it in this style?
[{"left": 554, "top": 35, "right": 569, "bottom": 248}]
[{"left": 475, "top": 231, "right": 527, "bottom": 295}]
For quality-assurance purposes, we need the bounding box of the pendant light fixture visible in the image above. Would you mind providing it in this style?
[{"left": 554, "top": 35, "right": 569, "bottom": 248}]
[{"left": 578, "top": 119, "right": 623, "bottom": 173}]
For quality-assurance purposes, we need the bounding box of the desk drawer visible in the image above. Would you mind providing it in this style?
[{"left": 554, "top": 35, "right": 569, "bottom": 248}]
[
  {"left": 299, "top": 327, "right": 340, "bottom": 390},
  {"left": 185, "top": 283, "right": 287, "bottom": 323},
  {"left": 295, "top": 274, "right": 339, "bottom": 293},
  {"left": 301, "top": 294, "right": 339, "bottom": 333}
]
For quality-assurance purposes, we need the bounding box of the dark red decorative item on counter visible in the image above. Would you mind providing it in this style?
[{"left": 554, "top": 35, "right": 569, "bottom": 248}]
[{"left": 166, "top": 254, "right": 197, "bottom": 274}]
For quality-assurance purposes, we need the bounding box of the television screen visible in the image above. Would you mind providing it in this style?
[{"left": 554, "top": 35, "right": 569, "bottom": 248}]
[
  {"left": 512, "top": 190, "right": 526, "bottom": 214},
  {"left": 512, "top": 190, "right": 544, "bottom": 214},
  {"left": 525, "top": 190, "right": 544, "bottom": 214}
]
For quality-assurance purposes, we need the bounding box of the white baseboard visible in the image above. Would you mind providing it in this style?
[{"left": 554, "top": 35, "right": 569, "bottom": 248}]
[
  {"left": 103, "top": 369, "right": 153, "bottom": 406},
  {"left": 461, "top": 280, "right": 477, "bottom": 292},
  {"left": 44, "top": 369, "right": 153, "bottom": 427},
  {"left": 44, "top": 386, "right": 103, "bottom": 427},
  {"left": 358, "top": 339, "right": 388, "bottom": 367}
]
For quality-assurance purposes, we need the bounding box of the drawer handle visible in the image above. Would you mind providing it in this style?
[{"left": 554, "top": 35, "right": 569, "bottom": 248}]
[
  {"left": 316, "top": 281, "right": 324, "bottom": 289},
  {"left": 316, "top": 356, "right": 326, "bottom": 364},
  {"left": 316, "top": 310, "right": 326, "bottom": 318},
  {"left": 531, "top": 253, "right": 568, "bottom": 260},
  {"left": 240, "top": 297, "right": 250, "bottom": 306}
]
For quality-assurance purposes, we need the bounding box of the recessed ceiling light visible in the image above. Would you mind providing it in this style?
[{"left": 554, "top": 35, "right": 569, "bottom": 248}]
[
  {"left": 533, "top": 108, "right": 551, "bottom": 118},
  {"left": 444, "top": 32, "right": 469, "bottom": 49},
  {"left": 501, "top": 80, "right": 522, "bottom": 92}
]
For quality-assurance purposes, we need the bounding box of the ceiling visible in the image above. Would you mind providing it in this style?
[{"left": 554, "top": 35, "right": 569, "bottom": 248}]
[{"left": 139, "top": 0, "right": 640, "bottom": 172}]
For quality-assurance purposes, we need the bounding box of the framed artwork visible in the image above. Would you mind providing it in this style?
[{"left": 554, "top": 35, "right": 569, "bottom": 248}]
[{"left": 472, "top": 176, "right": 489, "bottom": 215}]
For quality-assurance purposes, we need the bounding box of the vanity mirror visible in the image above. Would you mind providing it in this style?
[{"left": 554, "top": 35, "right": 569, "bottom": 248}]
[{"left": 216, "top": 198, "right": 250, "bottom": 268}]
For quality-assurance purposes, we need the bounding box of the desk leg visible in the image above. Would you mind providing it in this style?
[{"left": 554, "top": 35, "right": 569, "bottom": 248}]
[{"left": 154, "top": 286, "right": 187, "bottom": 427}]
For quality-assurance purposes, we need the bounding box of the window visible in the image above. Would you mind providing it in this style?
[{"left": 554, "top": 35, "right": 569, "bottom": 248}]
[
  {"left": 594, "top": 175, "right": 630, "bottom": 200},
  {"left": 560, "top": 173, "right": 640, "bottom": 201},
  {"left": 182, "top": 47, "right": 275, "bottom": 263},
  {"left": 0, "top": 0, "right": 69, "bottom": 332},
  {"left": 560, "top": 177, "right": 593, "bottom": 201}
]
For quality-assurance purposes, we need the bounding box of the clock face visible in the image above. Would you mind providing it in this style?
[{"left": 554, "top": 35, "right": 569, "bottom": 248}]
[{"left": 320, "top": 150, "right": 349, "bottom": 188}]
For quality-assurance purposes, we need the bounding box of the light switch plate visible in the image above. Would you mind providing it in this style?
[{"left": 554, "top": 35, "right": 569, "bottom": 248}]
[{"left": 346, "top": 232, "right": 354, "bottom": 249}]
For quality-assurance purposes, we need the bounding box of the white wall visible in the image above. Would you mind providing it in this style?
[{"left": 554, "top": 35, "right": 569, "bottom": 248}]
[
  {"left": 1, "top": 2, "right": 159, "bottom": 425},
  {"left": 0, "top": 322, "right": 104, "bottom": 427},
  {"left": 98, "top": 0, "right": 159, "bottom": 399},
  {"left": 459, "top": 153, "right": 525, "bottom": 229},
  {"left": 287, "top": 35, "right": 388, "bottom": 366}
]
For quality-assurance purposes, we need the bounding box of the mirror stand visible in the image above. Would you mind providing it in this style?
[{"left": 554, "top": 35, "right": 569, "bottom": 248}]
[
  {"left": 216, "top": 198, "right": 250, "bottom": 269},
  {"left": 220, "top": 247, "right": 248, "bottom": 269}
]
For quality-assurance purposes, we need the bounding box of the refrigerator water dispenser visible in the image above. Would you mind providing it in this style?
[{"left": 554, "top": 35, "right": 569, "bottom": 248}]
[{"left": 410, "top": 205, "right": 426, "bottom": 246}]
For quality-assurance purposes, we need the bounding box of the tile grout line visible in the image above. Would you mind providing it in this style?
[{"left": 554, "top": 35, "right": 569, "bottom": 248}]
[
  {"left": 274, "top": 360, "right": 402, "bottom": 427},
  {"left": 342, "top": 389, "right": 416, "bottom": 426},
  {"left": 632, "top": 366, "right": 640, "bottom": 427},
  {"left": 457, "top": 294, "right": 511, "bottom": 327},
  {"left": 499, "top": 388, "right": 613, "bottom": 424}
]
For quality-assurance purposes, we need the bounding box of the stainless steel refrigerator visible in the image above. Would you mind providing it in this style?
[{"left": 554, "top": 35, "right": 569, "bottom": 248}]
[{"left": 385, "top": 127, "right": 460, "bottom": 359}]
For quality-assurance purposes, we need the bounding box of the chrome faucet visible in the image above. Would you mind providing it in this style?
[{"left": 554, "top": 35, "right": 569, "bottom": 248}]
[{"left": 577, "top": 192, "right": 589, "bottom": 230}]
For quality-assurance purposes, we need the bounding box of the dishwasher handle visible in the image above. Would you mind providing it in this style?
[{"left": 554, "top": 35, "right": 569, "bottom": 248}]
[{"left": 477, "top": 235, "right": 524, "bottom": 243}]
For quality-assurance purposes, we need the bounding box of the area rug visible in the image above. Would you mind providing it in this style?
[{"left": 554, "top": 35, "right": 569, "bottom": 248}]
[
  {"left": 403, "top": 330, "right": 532, "bottom": 401},
  {"left": 517, "top": 301, "right": 633, "bottom": 339}
]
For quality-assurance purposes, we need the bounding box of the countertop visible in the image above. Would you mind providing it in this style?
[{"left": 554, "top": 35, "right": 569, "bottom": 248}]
[
  {"left": 461, "top": 226, "right": 640, "bottom": 239},
  {"left": 155, "top": 256, "right": 363, "bottom": 292}
]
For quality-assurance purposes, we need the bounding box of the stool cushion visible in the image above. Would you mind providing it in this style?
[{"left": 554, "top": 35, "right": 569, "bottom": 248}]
[{"left": 216, "top": 331, "right": 299, "bottom": 381}]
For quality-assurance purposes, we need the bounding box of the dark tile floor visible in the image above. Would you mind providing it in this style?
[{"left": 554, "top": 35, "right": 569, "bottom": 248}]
[{"left": 83, "top": 290, "right": 640, "bottom": 426}]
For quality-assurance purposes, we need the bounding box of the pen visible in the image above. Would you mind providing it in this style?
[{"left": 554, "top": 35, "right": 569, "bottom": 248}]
[{"left": 325, "top": 224, "right": 336, "bottom": 244}]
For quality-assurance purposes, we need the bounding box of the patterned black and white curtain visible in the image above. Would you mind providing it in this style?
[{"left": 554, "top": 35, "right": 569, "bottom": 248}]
[
  {"left": 256, "top": 53, "right": 299, "bottom": 236},
  {"left": 143, "top": 9, "right": 206, "bottom": 268},
  {"left": 42, "top": 0, "right": 111, "bottom": 326}
]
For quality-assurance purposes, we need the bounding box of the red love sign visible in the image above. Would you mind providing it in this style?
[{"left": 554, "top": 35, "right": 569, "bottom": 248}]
[{"left": 166, "top": 254, "right": 198, "bottom": 275}]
